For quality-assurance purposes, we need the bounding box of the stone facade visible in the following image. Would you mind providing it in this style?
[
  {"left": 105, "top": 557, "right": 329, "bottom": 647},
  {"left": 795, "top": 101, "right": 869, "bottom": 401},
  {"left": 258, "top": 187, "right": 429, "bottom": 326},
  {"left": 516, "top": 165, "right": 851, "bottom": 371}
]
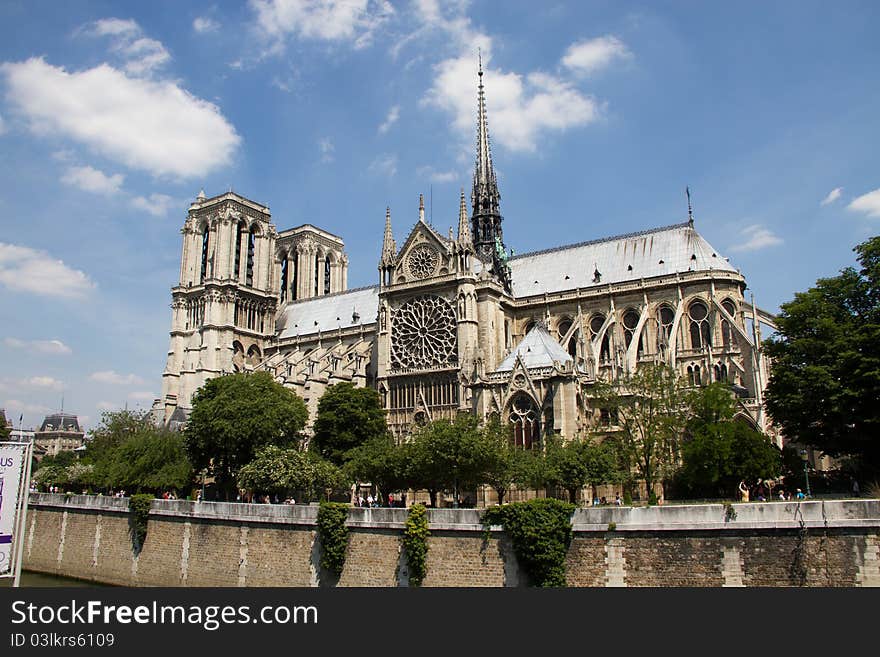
[
  {"left": 154, "top": 67, "right": 778, "bottom": 448},
  {"left": 22, "top": 495, "right": 880, "bottom": 587}
]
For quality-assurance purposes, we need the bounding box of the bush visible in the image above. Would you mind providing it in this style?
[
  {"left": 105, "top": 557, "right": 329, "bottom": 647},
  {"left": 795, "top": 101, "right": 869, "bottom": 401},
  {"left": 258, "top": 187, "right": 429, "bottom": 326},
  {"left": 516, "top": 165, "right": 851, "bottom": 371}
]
[
  {"left": 403, "top": 504, "right": 430, "bottom": 586},
  {"left": 483, "top": 498, "right": 575, "bottom": 587},
  {"left": 316, "top": 502, "right": 349, "bottom": 576},
  {"left": 129, "top": 494, "right": 154, "bottom": 553}
]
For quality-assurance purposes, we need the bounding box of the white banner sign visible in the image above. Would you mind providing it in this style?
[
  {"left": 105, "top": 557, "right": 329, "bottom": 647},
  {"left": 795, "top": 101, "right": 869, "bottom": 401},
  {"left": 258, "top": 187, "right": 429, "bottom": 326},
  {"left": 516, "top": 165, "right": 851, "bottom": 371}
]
[{"left": 0, "top": 444, "right": 27, "bottom": 575}]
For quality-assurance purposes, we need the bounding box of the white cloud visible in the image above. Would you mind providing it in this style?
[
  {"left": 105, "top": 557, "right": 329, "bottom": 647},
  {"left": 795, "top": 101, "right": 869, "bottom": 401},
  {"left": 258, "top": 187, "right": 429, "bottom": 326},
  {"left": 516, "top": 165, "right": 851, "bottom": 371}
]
[
  {"left": 847, "top": 188, "right": 880, "bottom": 218},
  {"left": 120, "top": 37, "right": 171, "bottom": 76},
  {"left": 562, "top": 35, "right": 631, "bottom": 75},
  {"left": 22, "top": 376, "right": 64, "bottom": 391},
  {"left": 84, "top": 18, "right": 170, "bottom": 77},
  {"left": 319, "top": 137, "right": 335, "bottom": 163},
  {"left": 89, "top": 371, "right": 146, "bottom": 385},
  {"left": 89, "top": 18, "right": 140, "bottom": 38},
  {"left": 4, "top": 338, "right": 72, "bottom": 355},
  {"left": 0, "top": 113, "right": 5, "bottom": 134},
  {"left": 131, "top": 193, "right": 177, "bottom": 217},
  {"left": 193, "top": 16, "right": 221, "bottom": 33},
  {"left": 0, "top": 243, "right": 95, "bottom": 298},
  {"left": 378, "top": 104, "right": 400, "bottom": 134},
  {"left": 96, "top": 401, "right": 119, "bottom": 411},
  {"left": 425, "top": 56, "right": 601, "bottom": 152},
  {"left": 128, "top": 391, "right": 156, "bottom": 401},
  {"left": 61, "top": 165, "right": 124, "bottom": 195},
  {"left": 1, "top": 57, "right": 240, "bottom": 179},
  {"left": 820, "top": 187, "right": 843, "bottom": 206},
  {"left": 4, "top": 399, "right": 52, "bottom": 415},
  {"left": 368, "top": 153, "right": 397, "bottom": 178},
  {"left": 250, "top": 0, "right": 394, "bottom": 53},
  {"left": 417, "top": 166, "right": 458, "bottom": 184},
  {"left": 729, "top": 224, "right": 783, "bottom": 252}
]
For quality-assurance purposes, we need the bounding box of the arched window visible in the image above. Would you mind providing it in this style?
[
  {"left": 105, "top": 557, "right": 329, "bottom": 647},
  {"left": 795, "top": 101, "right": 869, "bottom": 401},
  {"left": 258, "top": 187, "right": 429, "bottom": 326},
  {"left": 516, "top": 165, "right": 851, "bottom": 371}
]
[
  {"left": 314, "top": 253, "right": 320, "bottom": 296},
  {"left": 200, "top": 225, "right": 210, "bottom": 283},
  {"left": 245, "top": 228, "right": 256, "bottom": 287},
  {"left": 524, "top": 320, "right": 537, "bottom": 335},
  {"left": 247, "top": 345, "right": 262, "bottom": 367},
  {"left": 657, "top": 305, "right": 675, "bottom": 352},
  {"left": 721, "top": 299, "right": 736, "bottom": 349},
  {"left": 687, "top": 364, "right": 702, "bottom": 386},
  {"left": 232, "top": 341, "right": 245, "bottom": 372},
  {"left": 291, "top": 252, "right": 298, "bottom": 300},
  {"left": 688, "top": 301, "right": 711, "bottom": 350},
  {"left": 509, "top": 394, "right": 540, "bottom": 449},
  {"left": 556, "top": 318, "right": 577, "bottom": 358},
  {"left": 590, "top": 314, "right": 611, "bottom": 363},
  {"left": 324, "top": 255, "right": 331, "bottom": 294},
  {"left": 234, "top": 221, "right": 245, "bottom": 281},
  {"left": 622, "top": 308, "right": 643, "bottom": 357},
  {"left": 279, "top": 255, "right": 288, "bottom": 302}
]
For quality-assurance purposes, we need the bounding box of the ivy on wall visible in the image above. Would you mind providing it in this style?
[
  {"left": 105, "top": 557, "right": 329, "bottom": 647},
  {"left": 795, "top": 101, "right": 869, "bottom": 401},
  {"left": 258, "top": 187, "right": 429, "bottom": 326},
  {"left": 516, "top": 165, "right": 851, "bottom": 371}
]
[
  {"left": 483, "top": 498, "right": 575, "bottom": 587},
  {"left": 403, "top": 504, "right": 430, "bottom": 586},
  {"left": 129, "top": 494, "right": 153, "bottom": 554},
  {"left": 317, "top": 501, "right": 349, "bottom": 576}
]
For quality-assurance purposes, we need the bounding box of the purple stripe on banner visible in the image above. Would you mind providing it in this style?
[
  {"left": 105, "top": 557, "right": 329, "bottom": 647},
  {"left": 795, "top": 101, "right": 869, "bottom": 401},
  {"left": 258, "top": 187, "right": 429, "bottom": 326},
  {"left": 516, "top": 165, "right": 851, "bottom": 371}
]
[{"left": 0, "top": 535, "right": 13, "bottom": 544}]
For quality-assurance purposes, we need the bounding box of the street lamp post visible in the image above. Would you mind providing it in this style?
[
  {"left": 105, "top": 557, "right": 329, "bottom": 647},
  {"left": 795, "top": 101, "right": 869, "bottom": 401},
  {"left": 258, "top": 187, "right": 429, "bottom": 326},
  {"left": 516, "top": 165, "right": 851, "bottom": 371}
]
[{"left": 800, "top": 449, "right": 811, "bottom": 498}]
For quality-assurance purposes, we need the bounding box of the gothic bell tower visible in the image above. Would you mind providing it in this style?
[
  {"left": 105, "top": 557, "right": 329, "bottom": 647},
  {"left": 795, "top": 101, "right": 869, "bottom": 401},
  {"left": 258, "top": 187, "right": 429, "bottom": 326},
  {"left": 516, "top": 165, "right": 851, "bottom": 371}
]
[{"left": 157, "top": 190, "right": 278, "bottom": 423}]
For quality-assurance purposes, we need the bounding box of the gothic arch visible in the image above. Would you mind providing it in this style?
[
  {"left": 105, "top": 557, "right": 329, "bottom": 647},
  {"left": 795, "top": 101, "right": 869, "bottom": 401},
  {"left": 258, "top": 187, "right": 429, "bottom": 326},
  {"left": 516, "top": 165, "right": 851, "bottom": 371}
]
[
  {"left": 506, "top": 392, "right": 540, "bottom": 449},
  {"left": 688, "top": 299, "right": 711, "bottom": 350}
]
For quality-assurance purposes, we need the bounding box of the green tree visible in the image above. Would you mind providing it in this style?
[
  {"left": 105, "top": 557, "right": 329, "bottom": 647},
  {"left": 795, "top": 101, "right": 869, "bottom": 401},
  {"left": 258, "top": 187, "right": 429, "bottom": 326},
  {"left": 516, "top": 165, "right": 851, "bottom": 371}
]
[
  {"left": 238, "top": 446, "right": 347, "bottom": 502},
  {"left": 676, "top": 384, "right": 781, "bottom": 498},
  {"left": 345, "top": 435, "right": 408, "bottom": 501},
  {"left": 544, "top": 436, "right": 620, "bottom": 504},
  {"left": 480, "top": 416, "right": 536, "bottom": 505},
  {"left": 83, "top": 409, "right": 156, "bottom": 467},
  {"left": 764, "top": 235, "right": 880, "bottom": 476},
  {"left": 311, "top": 383, "right": 389, "bottom": 466},
  {"left": 407, "top": 414, "right": 491, "bottom": 507},
  {"left": 678, "top": 422, "right": 781, "bottom": 498},
  {"left": 592, "top": 363, "right": 690, "bottom": 501},
  {"left": 104, "top": 429, "right": 193, "bottom": 494},
  {"left": 184, "top": 371, "right": 308, "bottom": 499},
  {"left": 0, "top": 418, "right": 10, "bottom": 441}
]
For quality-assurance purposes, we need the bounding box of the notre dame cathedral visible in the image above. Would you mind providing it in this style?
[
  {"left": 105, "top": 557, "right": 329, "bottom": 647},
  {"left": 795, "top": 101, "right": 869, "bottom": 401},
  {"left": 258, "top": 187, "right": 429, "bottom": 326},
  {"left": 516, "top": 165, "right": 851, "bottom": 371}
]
[{"left": 153, "top": 65, "right": 777, "bottom": 448}]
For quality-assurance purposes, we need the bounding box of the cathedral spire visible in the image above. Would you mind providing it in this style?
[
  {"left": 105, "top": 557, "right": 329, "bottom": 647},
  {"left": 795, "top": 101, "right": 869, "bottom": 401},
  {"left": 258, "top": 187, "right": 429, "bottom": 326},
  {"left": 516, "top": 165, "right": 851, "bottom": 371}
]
[
  {"left": 457, "top": 188, "right": 472, "bottom": 245},
  {"left": 471, "top": 56, "right": 503, "bottom": 260},
  {"left": 381, "top": 206, "right": 396, "bottom": 266},
  {"left": 418, "top": 193, "right": 426, "bottom": 223}
]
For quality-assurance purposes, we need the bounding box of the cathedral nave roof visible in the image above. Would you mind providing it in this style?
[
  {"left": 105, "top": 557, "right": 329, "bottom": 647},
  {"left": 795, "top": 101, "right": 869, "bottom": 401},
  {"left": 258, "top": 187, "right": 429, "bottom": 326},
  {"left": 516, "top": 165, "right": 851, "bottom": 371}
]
[
  {"left": 275, "top": 285, "right": 379, "bottom": 339},
  {"left": 506, "top": 222, "right": 736, "bottom": 298}
]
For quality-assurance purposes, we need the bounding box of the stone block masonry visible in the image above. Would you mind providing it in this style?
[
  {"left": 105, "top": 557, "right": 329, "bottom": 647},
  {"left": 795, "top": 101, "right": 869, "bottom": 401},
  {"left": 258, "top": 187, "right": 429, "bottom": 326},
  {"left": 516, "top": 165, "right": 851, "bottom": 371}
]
[{"left": 22, "top": 494, "right": 880, "bottom": 587}]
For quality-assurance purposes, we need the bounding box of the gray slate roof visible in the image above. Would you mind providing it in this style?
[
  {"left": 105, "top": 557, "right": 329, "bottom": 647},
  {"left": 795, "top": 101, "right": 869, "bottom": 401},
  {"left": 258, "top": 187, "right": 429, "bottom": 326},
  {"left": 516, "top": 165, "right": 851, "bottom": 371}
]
[
  {"left": 508, "top": 222, "right": 736, "bottom": 298},
  {"left": 496, "top": 323, "right": 573, "bottom": 372},
  {"left": 276, "top": 285, "right": 379, "bottom": 339},
  {"left": 38, "top": 413, "right": 82, "bottom": 433}
]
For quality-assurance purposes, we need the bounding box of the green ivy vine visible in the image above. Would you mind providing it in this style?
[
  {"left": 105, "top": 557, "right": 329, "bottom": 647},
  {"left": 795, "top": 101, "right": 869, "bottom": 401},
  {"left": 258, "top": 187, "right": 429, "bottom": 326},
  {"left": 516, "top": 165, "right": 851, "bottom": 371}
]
[
  {"left": 317, "top": 501, "right": 349, "bottom": 576},
  {"left": 129, "top": 494, "right": 153, "bottom": 553},
  {"left": 483, "top": 498, "right": 575, "bottom": 587},
  {"left": 403, "top": 504, "right": 430, "bottom": 586}
]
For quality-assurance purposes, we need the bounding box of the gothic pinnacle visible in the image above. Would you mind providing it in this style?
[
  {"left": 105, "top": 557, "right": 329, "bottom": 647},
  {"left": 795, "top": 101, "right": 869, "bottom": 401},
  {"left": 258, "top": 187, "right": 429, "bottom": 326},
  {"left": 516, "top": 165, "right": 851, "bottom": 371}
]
[
  {"left": 419, "top": 193, "right": 426, "bottom": 223},
  {"left": 381, "top": 206, "right": 396, "bottom": 265},
  {"left": 457, "top": 188, "right": 472, "bottom": 246}
]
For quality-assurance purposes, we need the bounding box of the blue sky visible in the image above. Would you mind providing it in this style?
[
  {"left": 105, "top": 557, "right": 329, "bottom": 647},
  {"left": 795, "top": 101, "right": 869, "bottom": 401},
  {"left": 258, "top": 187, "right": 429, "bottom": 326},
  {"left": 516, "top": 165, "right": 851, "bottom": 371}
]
[{"left": 1, "top": 0, "right": 878, "bottom": 431}]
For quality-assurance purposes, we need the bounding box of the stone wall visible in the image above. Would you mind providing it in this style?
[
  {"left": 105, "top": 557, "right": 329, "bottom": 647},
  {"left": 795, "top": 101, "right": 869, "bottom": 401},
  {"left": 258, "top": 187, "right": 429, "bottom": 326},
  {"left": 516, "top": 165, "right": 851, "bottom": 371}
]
[{"left": 22, "top": 494, "right": 880, "bottom": 587}]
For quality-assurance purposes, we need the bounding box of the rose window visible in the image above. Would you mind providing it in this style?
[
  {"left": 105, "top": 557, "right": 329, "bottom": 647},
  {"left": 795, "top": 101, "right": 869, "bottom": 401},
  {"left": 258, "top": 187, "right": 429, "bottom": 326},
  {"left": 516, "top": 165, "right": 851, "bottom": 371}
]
[
  {"left": 391, "top": 295, "right": 457, "bottom": 369},
  {"left": 407, "top": 245, "right": 439, "bottom": 279}
]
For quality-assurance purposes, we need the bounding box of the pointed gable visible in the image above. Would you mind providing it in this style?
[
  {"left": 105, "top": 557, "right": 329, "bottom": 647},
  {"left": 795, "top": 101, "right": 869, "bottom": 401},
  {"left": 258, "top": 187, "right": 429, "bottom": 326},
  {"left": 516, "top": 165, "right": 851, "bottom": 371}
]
[{"left": 496, "top": 323, "right": 574, "bottom": 372}]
